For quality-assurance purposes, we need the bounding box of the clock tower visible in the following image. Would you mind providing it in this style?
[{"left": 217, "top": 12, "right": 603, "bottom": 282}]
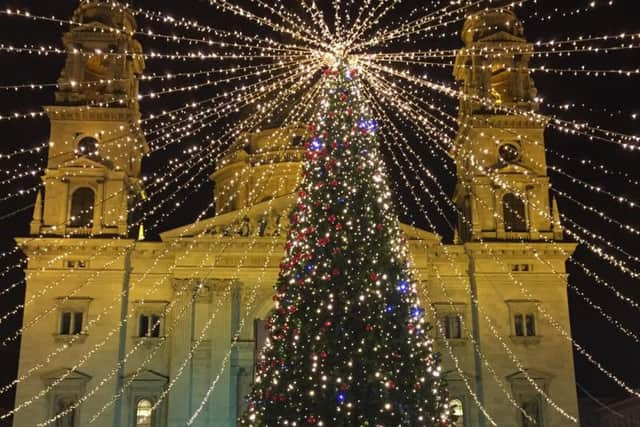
[
  {"left": 452, "top": 8, "right": 562, "bottom": 242},
  {"left": 30, "top": 0, "right": 147, "bottom": 237},
  {"left": 448, "top": 8, "right": 580, "bottom": 426}
]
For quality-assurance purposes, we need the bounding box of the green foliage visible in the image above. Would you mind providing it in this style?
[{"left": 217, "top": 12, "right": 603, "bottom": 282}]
[{"left": 241, "top": 64, "right": 449, "bottom": 426}]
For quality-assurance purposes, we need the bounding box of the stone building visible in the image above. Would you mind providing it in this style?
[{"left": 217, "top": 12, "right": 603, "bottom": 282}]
[{"left": 13, "top": 2, "right": 579, "bottom": 426}]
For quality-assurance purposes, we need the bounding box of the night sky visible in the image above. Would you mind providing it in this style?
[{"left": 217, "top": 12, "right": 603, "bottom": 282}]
[{"left": 0, "top": 0, "right": 638, "bottom": 421}]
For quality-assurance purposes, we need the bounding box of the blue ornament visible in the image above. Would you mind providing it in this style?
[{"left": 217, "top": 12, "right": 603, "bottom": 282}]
[
  {"left": 397, "top": 279, "right": 410, "bottom": 293},
  {"left": 337, "top": 392, "right": 346, "bottom": 403},
  {"left": 358, "top": 119, "right": 378, "bottom": 133},
  {"left": 310, "top": 137, "right": 323, "bottom": 151},
  {"left": 306, "top": 263, "right": 314, "bottom": 272},
  {"left": 411, "top": 307, "right": 424, "bottom": 319},
  {"left": 385, "top": 304, "right": 394, "bottom": 313}
]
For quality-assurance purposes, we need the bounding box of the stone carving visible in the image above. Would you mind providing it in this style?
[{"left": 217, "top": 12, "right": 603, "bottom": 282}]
[{"left": 205, "top": 210, "right": 290, "bottom": 237}]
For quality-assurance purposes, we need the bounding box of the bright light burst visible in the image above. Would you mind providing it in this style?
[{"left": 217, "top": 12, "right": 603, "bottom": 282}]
[{"left": 0, "top": 0, "right": 638, "bottom": 425}]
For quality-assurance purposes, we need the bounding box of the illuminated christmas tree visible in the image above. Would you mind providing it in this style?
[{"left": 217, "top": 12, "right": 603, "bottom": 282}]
[{"left": 241, "top": 61, "right": 449, "bottom": 426}]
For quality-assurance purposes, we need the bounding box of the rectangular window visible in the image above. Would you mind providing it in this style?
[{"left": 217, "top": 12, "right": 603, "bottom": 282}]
[
  {"left": 139, "top": 314, "right": 162, "bottom": 338},
  {"left": 73, "top": 312, "right": 83, "bottom": 335},
  {"left": 514, "top": 314, "right": 525, "bottom": 337},
  {"left": 443, "top": 314, "right": 462, "bottom": 339},
  {"left": 65, "top": 260, "right": 88, "bottom": 269},
  {"left": 526, "top": 314, "right": 536, "bottom": 336},
  {"left": 150, "top": 315, "right": 161, "bottom": 338},
  {"left": 60, "top": 312, "right": 72, "bottom": 335},
  {"left": 514, "top": 313, "right": 537, "bottom": 337},
  {"left": 60, "top": 311, "right": 83, "bottom": 335}
]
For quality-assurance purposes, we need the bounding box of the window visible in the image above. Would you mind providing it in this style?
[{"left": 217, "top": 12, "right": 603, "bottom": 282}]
[
  {"left": 450, "top": 398, "right": 464, "bottom": 426},
  {"left": 443, "top": 314, "right": 462, "bottom": 339},
  {"left": 76, "top": 137, "right": 99, "bottom": 157},
  {"left": 139, "top": 314, "right": 161, "bottom": 338},
  {"left": 69, "top": 188, "right": 95, "bottom": 228},
  {"left": 60, "top": 311, "right": 84, "bottom": 335},
  {"left": 514, "top": 313, "right": 536, "bottom": 337},
  {"left": 503, "top": 193, "right": 527, "bottom": 232},
  {"left": 511, "top": 264, "right": 532, "bottom": 272},
  {"left": 136, "top": 399, "right": 153, "bottom": 427},
  {"left": 291, "top": 135, "right": 304, "bottom": 147},
  {"left": 526, "top": 314, "right": 536, "bottom": 336},
  {"left": 66, "top": 260, "right": 88, "bottom": 269},
  {"left": 55, "top": 396, "right": 77, "bottom": 427},
  {"left": 521, "top": 397, "right": 543, "bottom": 427},
  {"left": 254, "top": 319, "right": 268, "bottom": 358}
]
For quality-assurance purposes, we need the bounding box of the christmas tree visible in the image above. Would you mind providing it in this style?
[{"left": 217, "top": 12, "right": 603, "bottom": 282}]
[{"left": 241, "top": 61, "right": 449, "bottom": 426}]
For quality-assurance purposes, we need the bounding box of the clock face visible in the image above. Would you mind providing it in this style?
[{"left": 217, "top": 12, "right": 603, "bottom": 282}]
[{"left": 499, "top": 143, "right": 520, "bottom": 163}]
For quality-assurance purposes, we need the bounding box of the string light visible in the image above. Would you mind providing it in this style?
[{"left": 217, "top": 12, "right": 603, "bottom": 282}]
[{"left": 1, "top": 1, "right": 637, "bottom": 424}]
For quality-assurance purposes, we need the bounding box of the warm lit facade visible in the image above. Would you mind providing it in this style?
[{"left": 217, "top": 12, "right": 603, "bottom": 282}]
[{"left": 13, "top": 3, "right": 579, "bottom": 427}]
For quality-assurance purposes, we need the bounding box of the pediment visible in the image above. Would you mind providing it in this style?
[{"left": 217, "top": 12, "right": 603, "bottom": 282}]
[
  {"left": 161, "top": 194, "right": 296, "bottom": 240},
  {"left": 506, "top": 368, "right": 552, "bottom": 383},
  {"left": 124, "top": 369, "right": 168, "bottom": 383},
  {"left": 60, "top": 156, "right": 108, "bottom": 170},
  {"left": 161, "top": 193, "right": 440, "bottom": 244},
  {"left": 443, "top": 369, "right": 473, "bottom": 382},
  {"left": 42, "top": 368, "right": 92, "bottom": 382},
  {"left": 493, "top": 163, "right": 534, "bottom": 175}
]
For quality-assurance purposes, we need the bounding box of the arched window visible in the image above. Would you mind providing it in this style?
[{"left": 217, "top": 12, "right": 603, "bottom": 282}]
[
  {"left": 136, "top": 399, "right": 153, "bottom": 427},
  {"left": 503, "top": 193, "right": 527, "bottom": 232},
  {"left": 69, "top": 188, "right": 95, "bottom": 228},
  {"left": 450, "top": 398, "right": 464, "bottom": 426}
]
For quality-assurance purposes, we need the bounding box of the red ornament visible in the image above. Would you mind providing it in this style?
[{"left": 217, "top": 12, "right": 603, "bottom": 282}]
[
  {"left": 332, "top": 268, "right": 341, "bottom": 277},
  {"left": 376, "top": 223, "right": 384, "bottom": 231},
  {"left": 365, "top": 324, "right": 374, "bottom": 332},
  {"left": 370, "top": 272, "right": 378, "bottom": 282}
]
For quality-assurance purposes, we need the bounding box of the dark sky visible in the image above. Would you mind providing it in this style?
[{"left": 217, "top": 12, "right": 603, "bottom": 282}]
[{"left": 0, "top": 0, "right": 638, "bottom": 420}]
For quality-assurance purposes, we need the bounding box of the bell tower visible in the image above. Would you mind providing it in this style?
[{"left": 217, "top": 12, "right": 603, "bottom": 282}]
[
  {"left": 31, "top": 0, "right": 147, "bottom": 237},
  {"left": 452, "top": 8, "right": 562, "bottom": 242},
  {"left": 447, "top": 9, "right": 580, "bottom": 426}
]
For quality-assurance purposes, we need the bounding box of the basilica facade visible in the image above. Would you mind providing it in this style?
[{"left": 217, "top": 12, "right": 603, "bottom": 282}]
[{"left": 13, "top": 3, "right": 579, "bottom": 426}]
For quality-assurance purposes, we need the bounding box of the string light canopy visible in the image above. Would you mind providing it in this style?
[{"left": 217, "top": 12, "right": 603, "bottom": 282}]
[{"left": 0, "top": 0, "right": 638, "bottom": 426}]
